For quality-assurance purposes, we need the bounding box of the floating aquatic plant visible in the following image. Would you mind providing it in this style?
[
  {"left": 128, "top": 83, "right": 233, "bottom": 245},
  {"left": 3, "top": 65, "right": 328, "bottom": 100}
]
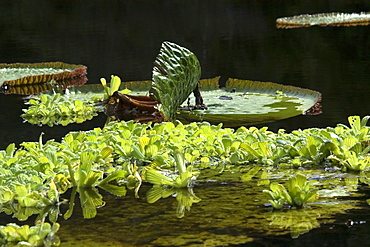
[
  {"left": 63, "top": 164, "right": 134, "bottom": 219},
  {"left": 92, "top": 41, "right": 204, "bottom": 124},
  {"left": 338, "top": 151, "right": 370, "bottom": 171},
  {"left": 0, "top": 62, "right": 87, "bottom": 95},
  {"left": 263, "top": 174, "right": 319, "bottom": 209},
  {"left": 22, "top": 93, "right": 99, "bottom": 126},
  {"left": 99, "top": 41, "right": 203, "bottom": 123},
  {"left": 61, "top": 146, "right": 127, "bottom": 190},
  {"left": 100, "top": 75, "right": 125, "bottom": 99},
  {"left": 0, "top": 115, "right": 370, "bottom": 241},
  {"left": 62, "top": 148, "right": 127, "bottom": 219},
  {"left": 144, "top": 151, "right": 200, "bottom": 188},
  {"left": 0, "top": 62, "right": 86, "bottom": 86},
  {"left": 0, "top": 222, "right": 60, "bottom": 246},
  {"left": 101, "top": 78, "right": 162, "bottom": 123},
  {"left": 276, "top": 12, "right": 370, "bottom": 28},
  {"left": 63, "top": 187, "right": 105, "bottom": 220},
  {"left": 119, "top": 162, "right": 142, "bottom": 198},
  {"left": 177, "top": 77, "right": 322, "bottom": 126}
]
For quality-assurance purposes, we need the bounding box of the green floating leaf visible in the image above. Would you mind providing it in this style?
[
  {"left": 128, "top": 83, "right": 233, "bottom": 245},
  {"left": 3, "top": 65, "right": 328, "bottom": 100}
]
[
  {"left": 264, "top": 174, "right": 319, "bottom": 209},
  {"left": 22, "top": 93, "right": 99, "bottom": 127},
  {"left": 150, "top": 41, "right": 201, "bottom": 121},
  {"left": 100, "top": 146, "right": 114, "bottom": 160},
  {"left": 342, "top": 151, "right": 370, "bottom": 171},
  {"left": 98, "top": 170, "right": 127, "bottom": 196},
  {"left": 109, "top": 75, "right": 121, "bottom": 96},
  {"left": 0, "top": 62, "right": 87, "bottom": 94},
  {"left": 79, "top": 187, "right": 105, "bottom": 219},
  {"left": 5, "top": 143, "right": 16, "bottom": 157},
  {"left": 144, "top": 168, "right": 175, "bottom": 186},
  {"left": 100, "top": 75, "right": 122, "bottom": 98},
  {"left": 177, "top": 78, "right": 322, "bottom": 127},
  {"left": 99, "top": 170, "right": 127, "bottom": 185},
  {"left": 0, "top": 222, "right": 60, "bottom": 246},
  {"left": 277, "top": 12, "right": 370, "bottom": 28}
]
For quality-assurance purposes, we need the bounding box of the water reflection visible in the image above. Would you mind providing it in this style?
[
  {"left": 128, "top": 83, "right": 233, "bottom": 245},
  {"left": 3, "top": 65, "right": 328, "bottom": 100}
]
[
  {"left": 55, "top": 179, "right": 368, "bottom": 246},
  {"left": 0, "top": 168, "right": 369, "bottom": 246},
  {"left": 265, "top": 209, "right": 321, "bottom": 239},
  {"left": 146, "top": 186, "right": 201, "bottom": 218}
]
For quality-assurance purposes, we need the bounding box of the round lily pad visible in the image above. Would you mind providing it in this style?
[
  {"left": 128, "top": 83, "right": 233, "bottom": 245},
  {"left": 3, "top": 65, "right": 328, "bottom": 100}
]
[
  {"left": 0, "top": 62, "right": 87, "bottom": 94},
  {"left": 176, "top": 78, "right": 321, "bottom": 127},
  {"left": 276, "top": 12, "right": 370, "bottom": 28}
]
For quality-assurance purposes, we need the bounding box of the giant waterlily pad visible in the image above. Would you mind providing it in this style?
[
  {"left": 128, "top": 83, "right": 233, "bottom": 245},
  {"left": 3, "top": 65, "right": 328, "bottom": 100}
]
[
  {"left": 0, "top": 62, "right": 87, "bottom": 94},
  {"left": 176, "top": 77, "right": 321, "bottom": 127},
  {"left": 276, "top": 12, "right": 370, "bottom": 28}
]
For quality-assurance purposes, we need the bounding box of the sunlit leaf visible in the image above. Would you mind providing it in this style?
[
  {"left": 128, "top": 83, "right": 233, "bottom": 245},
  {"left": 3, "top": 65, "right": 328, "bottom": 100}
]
[
  {"left": 144, "top": 168, "right": 174, "bottom": 186},
  {"left": 79, "top": 187, "right": 105, "bottom": 219},
  {"left": 177, "top": 78, "right": 322, "bottom": 127},
  {"left": 100, "top": 146, "right": 114, "bottom": 160},
  {"left": 99, "top": 170, "right": 127, "bottom": 185},
  {"left": 150, "top": 41, "right": 201, "bottom": 121},
  {"left": 98, "top": 183, "right": 127, "bottom": 197},
  {"left": 109, "top": 75, "right": 121, "bottom": 96}
]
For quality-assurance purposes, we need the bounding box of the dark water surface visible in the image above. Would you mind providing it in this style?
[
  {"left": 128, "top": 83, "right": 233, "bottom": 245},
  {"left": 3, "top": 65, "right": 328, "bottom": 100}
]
[{"left": 0, "top": 0, "right": 370, "bottom": 246}]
